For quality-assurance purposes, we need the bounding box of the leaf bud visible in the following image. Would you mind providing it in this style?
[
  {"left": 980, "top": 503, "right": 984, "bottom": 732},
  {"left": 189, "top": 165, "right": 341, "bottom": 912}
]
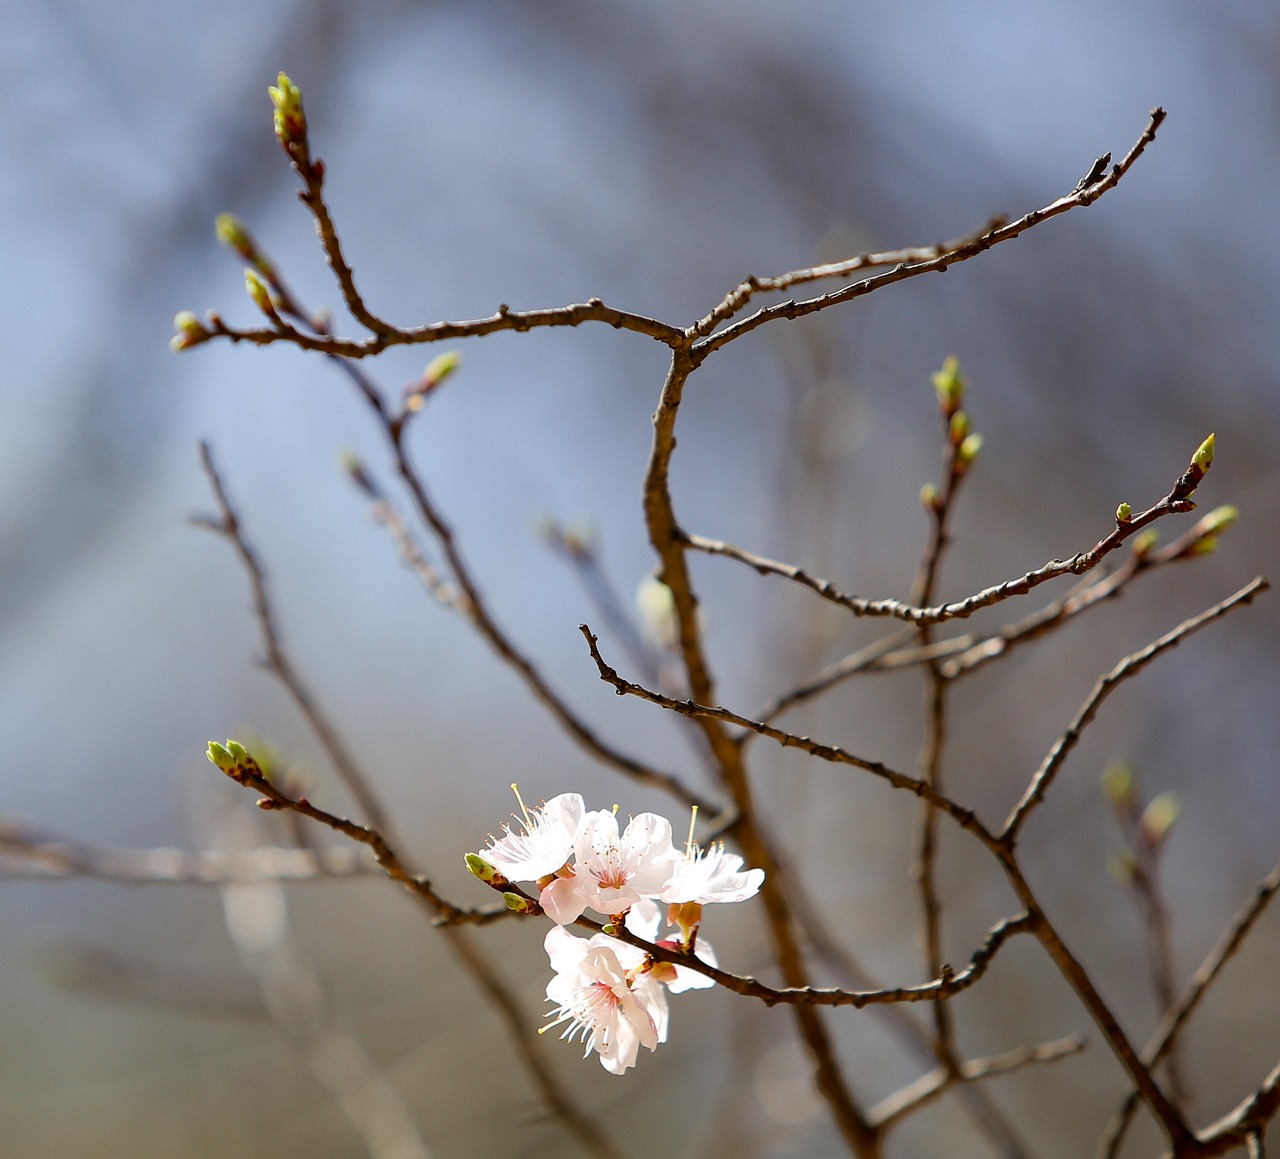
[
  {"left": 948, "top": 410, "right": 970, "bottom": 444},
  {"left": 1192, "top": 433, "right": 1215, "bottom": 474},
  {"left": 206, "top": 741, "right": 235, "bottom": 771},
  {"left": 465, "top": 853, "right": 508, "bottom": 887},
  {"left": 503, "top": 892, "right": 539, "bottom": 915},
  {"left": 1115, "top": 502, "right": 1133, "bottom": 524},
  {"left": 956, "top": 432, "right": 984, "bottom": 467},
  {"left": 920, "top": 482, "right": 939, "bottom": 511},
  {"left": 1131, "top": 528, "right": 1160, "bottom": 558},
  {"left": 268, "top": 72, "right": 307, "bottom": 150},
  {"left": 215, "top": 213, "right": 255, "bottom": 261},
  {"left": 1101, "top": 760, "right": 1136, "bottom": 809},
  {"left": 931, "top": 356, "right": 967, "bottom": 416},
  {"left": 1139, "top": 792, "right": 1181, "bottom": 848},
  {"left": 423, "top": 350, "right": 462, "bottom": 390}
]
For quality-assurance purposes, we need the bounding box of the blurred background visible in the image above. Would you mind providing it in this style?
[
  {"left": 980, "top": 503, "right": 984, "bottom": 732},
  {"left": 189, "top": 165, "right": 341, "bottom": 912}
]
[{"left": 1, "top": 2, "right": 1277, "bottom": 1156}]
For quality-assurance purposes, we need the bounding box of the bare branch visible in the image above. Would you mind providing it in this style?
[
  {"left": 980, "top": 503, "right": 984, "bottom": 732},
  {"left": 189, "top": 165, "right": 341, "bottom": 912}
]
[
  {"left": 196, "top": 441, "right": 395, "bottom": 838},
  {"left": 1001, "top": 577, "right": 1270, "bottom": 844},
  {"left": 0, "top": 828, "right": 377, "bottom": 884},
  {"left": 692, "top": 109, "right": 1165, "bottom": 356},
  {"left": 1100, "top": 860, "right": 1280, "bottom": 1158},
  {"left": 869, "top": 1035, "right": 1086, "bottom": 1131},
  {"left": 580, "top": 624, "right": 998, "bottom": 851},
  {"left": 198, "top": 296, "right": 687, "bottom": 356}
]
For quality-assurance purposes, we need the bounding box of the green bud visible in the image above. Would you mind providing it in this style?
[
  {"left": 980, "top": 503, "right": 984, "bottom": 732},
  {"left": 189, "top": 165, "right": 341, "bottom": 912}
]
[
  {"left": 423, "top": 351, "right": 462, "bottom": 389},
  {"left": 1192, "top": 433, "right": 1215, "bottom": 474},
  {"left": 1132, "top": 528, "right": 1160, "bottom": 557},
  {"left": 1140, "top": 792, "right": 1180, "bottom": 846},
  {"left": 1198, "top": 505, "right": 1238, "bottom": 536},
  {"left": 931, "top": 355, "right": 967, "bottom": 415},
  {"left": 1107, "top": 851, "right": 1137, "bottom": 885},
  {"left": 1115, "top": 502, "right": 1132, "bottom": 524},
  {"left": 1101, "top": 760, "right": 1135, "bottom": 808},
  {"left": 601, "top": 922, "right": 618, "bottom": 936},
  {"left": 949, "top": 410, "right": 970, "bottom": 444},
  {"left": 268, "top": 72, "right": 307, "bottom": 147},
  {"left": 464, "top": 853, "right": 507, "bottom": 886},
  {"left": 215, "top": 213, "right": 255, "bottom": 260},
  {"left": 244, "top": 269, "right": 276, "bottom": 317},
  {"left": 174, "top": 310, "right": 203, "bottom": 336},
  {"left": 206, "top": 741, "right": 235, "bottom": 771},
  {"left": 503, "top": 892, "right": 538, "bottom": 914},
  {"left": 957, "top": 432, "right": 984, "bottom": 466},
  {"left": 225, "top": 740, "right": 249, "bottom": 763},
  {"left": 920, "top": 482, "right": 939, "bottom": 511}
]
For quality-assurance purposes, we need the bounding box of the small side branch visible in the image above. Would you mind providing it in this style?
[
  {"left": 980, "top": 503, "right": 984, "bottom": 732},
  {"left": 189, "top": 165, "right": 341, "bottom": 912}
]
[
  {"left": 1001, "top": 577, "right": 1269, "bottom": 844},
  {"left": 869, "top": 1035, "right": 1086, "bottom": 1131},
  {"left": 1099, "top": 860, "right": 1280, "bottom": 1158},
  {"left": 579, "top": 624, "right": 998, "bottom": 852},
  {"left": 693, "top": 109, "right": 1165, "bottom": 356}
]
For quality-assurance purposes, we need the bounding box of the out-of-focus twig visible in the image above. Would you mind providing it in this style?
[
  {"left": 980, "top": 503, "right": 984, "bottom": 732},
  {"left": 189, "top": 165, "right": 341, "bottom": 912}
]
[
  {"left": 1001, "top": 577, "right": 1269, "bottom": 843},
  {"left": 869, "top": 1035, "right": 1085, "bottom": 1130}
]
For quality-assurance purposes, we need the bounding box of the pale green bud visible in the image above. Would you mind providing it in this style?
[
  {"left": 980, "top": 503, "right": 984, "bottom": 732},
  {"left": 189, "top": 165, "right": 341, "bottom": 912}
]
[
  {"left": 268, "top": 72, "right": 306, "bottom": 146},
  {"left": 503, "top": 892, "right": 538, "bottom": 914},
  {"left": 1140, "top": 792, "right": 1180, "bottom": 846},
  {"left": 1132, "top": 528, "right": 1160, "bottom": 557},
  {"left": 215, "top": 213, "right": 254, "bottom": 260},
  {"left": 1115, "top": 502, "right": 1133, "bottom": 524},
  {"left": 465, "top": 853, "right": 507, "bottom": 886},
  {"left": 1199, "top": 505, "right": 1238, "bottom": 536},
  {"left": 244, "top": 269, "right": 275, "bottom": 316},
  {"left": 1101, "top": 760, "right": 1135, "bottom": 808},
  {"left": 423, "top": 350, "right": 461, "bottom": 389},
  {"left": 225, "top": 740, "right": 249, "bottom": 763},
  {"left": 931, "top": 355, "right": 967, "bottom": 415},
  {"left": 206, "top": 741, "right": 235, "bottom": 771},
  {"left": 949, "top": 410, "right": 970, "bottom": 444},
  {"left": 957, "top": 432, "right": 984, "bottom": 466},
  {"left": 1192, "top": 433, "right": 1215, "bottom": 474},
  {"left": 920, "top": 482, "right": 939, "bottom": 511}
]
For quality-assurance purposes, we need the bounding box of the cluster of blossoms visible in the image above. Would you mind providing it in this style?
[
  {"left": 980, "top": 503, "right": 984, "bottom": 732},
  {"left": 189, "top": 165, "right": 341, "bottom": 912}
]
[{"left": 467, "top": 790, "right": 763, "bottom": 1073}]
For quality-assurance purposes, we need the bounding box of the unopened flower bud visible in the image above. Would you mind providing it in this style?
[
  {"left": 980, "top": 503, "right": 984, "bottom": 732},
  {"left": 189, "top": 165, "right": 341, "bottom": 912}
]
[
  {"left": 1115, "top": 502, "right": 1133, "bottom": 524},
  {"left": 225, "top": 740, "right": 249, "bottom": 764},
  {"left": 949, "top": 410, "right": 970, "bottom": 444},
  {"left": 465, "top": 853, "right": 508, "bottom": 887},
  {"left": 1197, "top": 505, "right": 1238, "bottom": 537}
]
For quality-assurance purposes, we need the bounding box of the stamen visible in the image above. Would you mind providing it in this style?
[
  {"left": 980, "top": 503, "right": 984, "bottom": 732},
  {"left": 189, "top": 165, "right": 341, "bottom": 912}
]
[
  {"left": 685, "top": 804, "right": 699, "bottom": 856},
  {"left": 511, "top": 782, "right": 532, "bottom": 828}
]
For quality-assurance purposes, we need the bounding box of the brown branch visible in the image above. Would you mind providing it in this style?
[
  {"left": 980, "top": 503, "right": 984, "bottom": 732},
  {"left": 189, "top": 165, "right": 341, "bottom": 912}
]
[
  {"left": 869, "top": 1035, "right": 1086, "bottom": 1131},
  {"left": 1195, "top": 1061, "right": 1280, "bottom": 1157},
  {"left": 195, "top": 441, "right": 395, "bottom": 838},
  {"left": 209, "top": 748, "right": 626, "bottom": 1159},
  {"left": 691, "top": 108, "right": 1165, "bottom": 356},
  {"left": 682, "top": 463, "right": 1199, "bottom": 629},
  {"left": 580, "top": 624, "right": 999, "bottom": 852},
  {"left": 197, "top": 296, "right": 687, "bottom": 356},
  {"left": 1000, "top": 577, "right": 1270, "bottom": 844},
  {"left": 690, "top": 217, "right": 1007, "bottom": 339},
  {"left": 1100, "top": 861, "right": 1280, "bottom": 1158},
  {"left": 0, "top": 829, "right": 377, "bottom": 884},
  {"left": 641, "top": 351, "right": 878, "bottom": 1156}
]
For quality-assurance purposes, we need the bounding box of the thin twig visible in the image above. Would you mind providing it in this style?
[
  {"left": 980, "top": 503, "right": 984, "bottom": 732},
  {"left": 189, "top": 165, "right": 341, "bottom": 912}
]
[
  {"left": 1001, "top": 578, "right": 1270, "bottom": 844},
  {"left": 642, "top": 352, "right": 878, "bottom": 1156},
  {"left": 691, "top": 109, "right": 1165, "bottom": 357},
  {"left": 869, "top": 1035, "right": 1086, "bottom": 1131},
  {"left": 1099, "top": 861, "right": 1280, "bottom": 1158},
  {"left": 681, "top": 458, "right": 1198, "bottom": 629},
  {"left": 0, "top": 829, "right": 377, "bottom": 883},
  {"left": 580, "top": 623, "right": 999, "bottom": 850},
  {"left": 195, "top": 442, "right": 395, "bottom": 838},
  {"left": 198, "top": 296, "right": 687, "bottom": 356},
  {"left": 210, "top": 749, "right": 626, "bottom": 1159}
]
